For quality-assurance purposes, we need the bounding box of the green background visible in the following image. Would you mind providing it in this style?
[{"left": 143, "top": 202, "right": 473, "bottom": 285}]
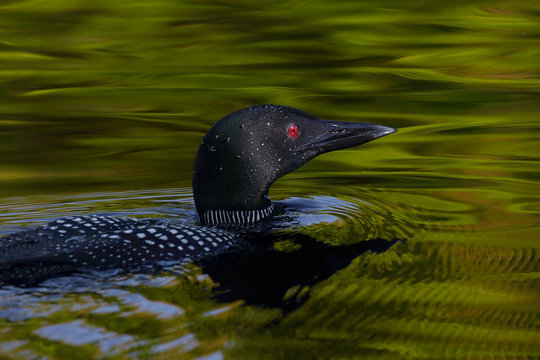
[{"left": 0, "top": 0, "right": 539, "bottom": 358}]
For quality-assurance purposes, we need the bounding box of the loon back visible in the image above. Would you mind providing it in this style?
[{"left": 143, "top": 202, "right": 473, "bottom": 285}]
[
  {"left": 0, "top": 105, "right": 396, "bottom": 286},
  {"left": 0, "top": 216, "right": 238, "bottom": 286}
]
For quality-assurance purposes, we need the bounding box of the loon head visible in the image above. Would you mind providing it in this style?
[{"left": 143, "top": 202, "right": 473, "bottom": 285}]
[{"left": 193, "top": 105, "right": 396, "bottom": 226}]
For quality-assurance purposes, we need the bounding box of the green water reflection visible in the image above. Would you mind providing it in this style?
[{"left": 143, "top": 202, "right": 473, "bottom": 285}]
[{"left": 0, "top": 0, "right": 539, "bottom": 358}]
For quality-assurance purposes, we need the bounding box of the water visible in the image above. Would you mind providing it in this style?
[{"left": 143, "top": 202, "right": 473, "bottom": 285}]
[{"left": 1, "top": 0, "right": 539, "bottom": 358}]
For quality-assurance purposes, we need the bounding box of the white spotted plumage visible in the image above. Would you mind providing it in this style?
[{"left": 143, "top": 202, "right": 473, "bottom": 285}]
[{"left": 0, "top": 214, "right": 240, "bottom": 284}]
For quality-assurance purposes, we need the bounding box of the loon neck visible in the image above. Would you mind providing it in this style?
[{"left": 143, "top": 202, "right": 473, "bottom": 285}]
[
  {"left": 201, "top": 203, "right": 275, "bottom": 227},
  {"left": 192, "top": 104, "right": 397, "bottom": 227}
]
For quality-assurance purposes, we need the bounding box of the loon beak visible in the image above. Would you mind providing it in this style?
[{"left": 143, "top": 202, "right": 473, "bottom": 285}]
[{"left": 298, "top": 120, "right": 397, "bottom": 154}]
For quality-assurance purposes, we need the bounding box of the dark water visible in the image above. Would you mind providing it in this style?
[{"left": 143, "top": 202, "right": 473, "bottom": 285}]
[{"left": 1, "top": 0, "right": 539, "bottom": 358}]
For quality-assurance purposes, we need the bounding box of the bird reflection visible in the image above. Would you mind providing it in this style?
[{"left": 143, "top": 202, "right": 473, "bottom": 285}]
[{"left": 196, "top": 233, "right": 400, "bottom": 313}]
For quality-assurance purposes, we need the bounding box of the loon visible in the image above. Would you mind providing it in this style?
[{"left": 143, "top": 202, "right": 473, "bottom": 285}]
[{"left": 0, "top": 105, "right": 396, "bottom": 285}]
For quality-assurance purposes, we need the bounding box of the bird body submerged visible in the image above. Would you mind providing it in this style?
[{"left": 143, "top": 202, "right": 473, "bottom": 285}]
[
  {"left": 0, "top": 215, "right": 238, "bottom": 285},
  {"left": 0, "top": 105, "right": 396, "bottom": 286}
]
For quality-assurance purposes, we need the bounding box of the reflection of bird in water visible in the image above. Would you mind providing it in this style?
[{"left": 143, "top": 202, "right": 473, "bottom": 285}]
[
  {"left": 197, "top": 233, "right": 400, "bottom": 313},
  {"left": 0, "top": 105, "right": 396, "bottom": 286}
]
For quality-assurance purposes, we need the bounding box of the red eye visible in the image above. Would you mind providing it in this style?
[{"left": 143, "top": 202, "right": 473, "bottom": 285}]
[{"left": 288, "top": 124, "right": 299, "bottom": 138}]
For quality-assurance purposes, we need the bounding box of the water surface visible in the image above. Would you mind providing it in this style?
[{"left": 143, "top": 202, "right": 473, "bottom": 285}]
[{"left": 0, "top": 0, "right": 539, "bottom": 358}]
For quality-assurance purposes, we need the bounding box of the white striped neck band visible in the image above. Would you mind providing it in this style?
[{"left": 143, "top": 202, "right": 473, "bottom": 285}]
[{"left": 202, "top": 203, "right": 275, "bottom": 226}]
